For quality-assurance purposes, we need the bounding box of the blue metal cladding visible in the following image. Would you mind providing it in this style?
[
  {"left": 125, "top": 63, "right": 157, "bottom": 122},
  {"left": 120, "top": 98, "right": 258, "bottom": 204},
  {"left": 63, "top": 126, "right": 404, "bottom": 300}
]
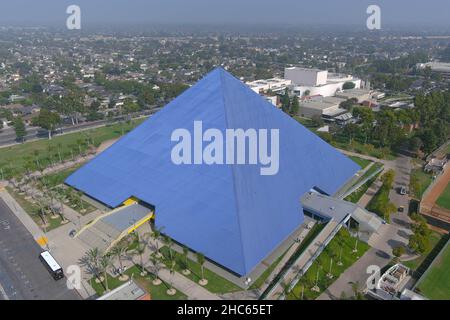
[{"left": 66, "top": 67, "right": 360, "bottom": 276}]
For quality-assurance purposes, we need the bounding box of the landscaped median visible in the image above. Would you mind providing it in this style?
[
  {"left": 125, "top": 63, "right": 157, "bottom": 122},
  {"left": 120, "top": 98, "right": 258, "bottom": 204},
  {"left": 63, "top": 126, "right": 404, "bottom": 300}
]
[
  {"left": 367, "top": 169, "right": 397, "bottom": 222},
  {"left": 287, "top": 228, "right": 369, "bottom": 300},
  {"left": 5, "top": 185, "right": 66, "bottom": 232},
  {"left": 90, "top": 265, "right": 187, "bottom": 300},
  {"left": 159, "top": 246, "right": 242, "bottom": 294}
]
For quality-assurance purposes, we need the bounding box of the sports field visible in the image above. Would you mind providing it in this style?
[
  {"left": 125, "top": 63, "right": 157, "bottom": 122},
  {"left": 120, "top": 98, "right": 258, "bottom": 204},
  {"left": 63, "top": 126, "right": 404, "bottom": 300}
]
[
  {"left": 416, "top": 244, "right": 450, "bottom": 300},
  {"left": 436, "top": 182, "right": 450, "bottom": 210}
]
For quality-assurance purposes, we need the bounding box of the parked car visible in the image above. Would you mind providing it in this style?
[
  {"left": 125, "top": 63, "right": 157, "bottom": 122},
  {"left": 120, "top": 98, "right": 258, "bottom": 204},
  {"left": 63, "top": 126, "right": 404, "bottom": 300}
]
[{"left": 399, "top": 186, "right": 407, "bottom": 195}]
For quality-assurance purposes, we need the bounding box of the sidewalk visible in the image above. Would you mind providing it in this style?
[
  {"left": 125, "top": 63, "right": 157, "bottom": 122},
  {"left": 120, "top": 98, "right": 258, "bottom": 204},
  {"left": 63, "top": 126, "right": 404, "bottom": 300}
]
[
  {"left": 0, "top": 189, "right": 45, "bottom": 243},
  {"left": 358, "top": 179, "right": 383, "bottom": 208},
  {"left": 266, "top": 220, "right": 339, "bottom": 300}
]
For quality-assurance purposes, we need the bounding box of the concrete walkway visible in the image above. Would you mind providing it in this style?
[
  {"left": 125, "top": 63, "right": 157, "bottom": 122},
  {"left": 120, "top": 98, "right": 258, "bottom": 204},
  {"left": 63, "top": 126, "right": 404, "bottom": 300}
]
[
  {"left": 0, "top": 189, "right": 45, "bottom": 243},
  {"left": 358, "top": 179, "right": 383, "bottom": 208},
  {"left": 266, "top": 220, "right": 339, "bottom": 300},
  {"left": 128, "top": 256, "right": 220, "bottom": 300}
]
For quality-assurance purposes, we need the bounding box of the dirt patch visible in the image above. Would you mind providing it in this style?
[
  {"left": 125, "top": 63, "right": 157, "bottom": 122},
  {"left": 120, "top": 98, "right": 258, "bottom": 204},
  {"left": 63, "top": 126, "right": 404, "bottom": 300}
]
[{"left": 96, "top": 138, "right": 119, "bottom": 154}]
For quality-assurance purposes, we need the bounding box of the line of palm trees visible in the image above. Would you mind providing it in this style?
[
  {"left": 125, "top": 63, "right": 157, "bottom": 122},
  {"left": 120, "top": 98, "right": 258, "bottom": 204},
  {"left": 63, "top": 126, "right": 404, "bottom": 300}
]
[
  {"left": 81, "top": 227, "right": 209, "bottom": 296},
  {"left": 0, "top": 135, "right": 96, "bottom": 182}
]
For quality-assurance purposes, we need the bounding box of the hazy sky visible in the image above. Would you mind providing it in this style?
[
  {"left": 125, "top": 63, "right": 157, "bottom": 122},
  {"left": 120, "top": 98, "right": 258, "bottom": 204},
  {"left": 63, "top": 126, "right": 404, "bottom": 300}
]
[{"left": 0, "top": 0, "right": 449, "bottom": 28}]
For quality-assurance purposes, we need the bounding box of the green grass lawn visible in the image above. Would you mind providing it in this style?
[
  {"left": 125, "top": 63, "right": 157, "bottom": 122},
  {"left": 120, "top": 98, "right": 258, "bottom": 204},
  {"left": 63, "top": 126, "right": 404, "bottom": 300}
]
[
  {"left": 0, "top": 119, "right": 146, "bottom": 179},
  {"left": 91, "top": 265, "right": 187, "bottom": 300},
  {"left": 349, "top": 156, "right": 371, "bottom": 169},
  {"left": 332, "top": 136, "right": 396, "bottom": 160},
  {"left": 410, "top": 169, "right": 433, "bottom": 200},
  {"left": 403, "top": 231, "right": 444, "bottom": 272},
  {"left": 294, "top": 116, "right": 319, "bottom": 130},
  {"left": 259, "top": 223, "right": 326, "bottom": 299},
  {"left": 436, "top": 182, "right": 450, "bottom": 210},
  {"left": 159, "top": 247, "right": 242, "bottom": 294},
  {"left": 416, "top": 244, "right": 450, "bottom": 300},
  {"left": 287, "top": 228, "right": 370, "bottom": 300}
]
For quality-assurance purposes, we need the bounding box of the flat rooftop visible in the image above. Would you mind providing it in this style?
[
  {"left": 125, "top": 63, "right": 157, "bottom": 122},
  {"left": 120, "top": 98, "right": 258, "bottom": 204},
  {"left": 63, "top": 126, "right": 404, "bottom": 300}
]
[
  {"left": 301, "top": 191, "right": 355, "bottom": 222},
  {"left": 301, "top": 192, "right": 383, "bottom": 233},
  {"left": 97, "top": 280, "right": 149, "bottom": 300},
  {"left": 300, "top": 96, "right": 345, "bottom": 110},
  {"left": 102, "top": 203, "right": 152, "bottom": 230}
]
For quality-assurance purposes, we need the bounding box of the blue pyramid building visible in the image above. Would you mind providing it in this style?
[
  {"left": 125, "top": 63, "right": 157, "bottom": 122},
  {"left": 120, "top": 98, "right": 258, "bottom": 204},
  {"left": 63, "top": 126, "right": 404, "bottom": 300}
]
[{"left": 66, "top": 68, "right": 359, "bottom": 276}]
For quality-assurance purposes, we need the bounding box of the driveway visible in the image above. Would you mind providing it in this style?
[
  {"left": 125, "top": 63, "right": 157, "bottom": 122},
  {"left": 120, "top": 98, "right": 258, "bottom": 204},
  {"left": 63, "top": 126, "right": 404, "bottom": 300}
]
[{"left": 389, "top": 155, "right": 413, "bottom": 229}]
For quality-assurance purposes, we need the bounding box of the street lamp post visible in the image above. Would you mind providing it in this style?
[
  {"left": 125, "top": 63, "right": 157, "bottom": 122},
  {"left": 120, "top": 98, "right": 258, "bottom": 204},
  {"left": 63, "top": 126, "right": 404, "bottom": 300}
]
[{"left": 327, "top": 258, "right": 334, "bottom": 279}]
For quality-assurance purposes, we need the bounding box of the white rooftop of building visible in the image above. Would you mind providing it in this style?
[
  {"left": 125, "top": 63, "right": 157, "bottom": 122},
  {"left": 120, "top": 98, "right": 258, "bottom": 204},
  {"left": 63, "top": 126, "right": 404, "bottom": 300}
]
[
  {"left": 97, "top": 280, "right": 148, "bottom": 300},
  {"left": 417, "top": 62, "right": 450, "bottom": 72}
]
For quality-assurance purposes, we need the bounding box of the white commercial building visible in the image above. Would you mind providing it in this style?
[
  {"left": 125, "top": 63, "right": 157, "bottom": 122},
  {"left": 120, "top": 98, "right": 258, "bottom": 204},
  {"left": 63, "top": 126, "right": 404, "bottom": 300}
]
[
  {"left": 246, "top": 78, "right": 292, "bottom": 94},
  {"left": 285, "top": 67, "right": 361, "bottom": 98},
  {"left": 284, "top": 67, "right": 327, "bottom": 86},
  {"left": 417, "top": 61, "right": 450, "bottom": 73}
]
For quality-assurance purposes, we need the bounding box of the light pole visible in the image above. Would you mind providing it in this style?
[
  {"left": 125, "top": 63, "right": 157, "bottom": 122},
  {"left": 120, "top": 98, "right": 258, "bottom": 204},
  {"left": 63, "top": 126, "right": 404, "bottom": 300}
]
[
  {"left": 337, "top": 246, "right": 343, "bottom": 266},
  {"left": 312, "top": 266, "right": 321, "bottom": 292},
  {"left": 327, "top": 258, "right": 334, "bottom": 279}
]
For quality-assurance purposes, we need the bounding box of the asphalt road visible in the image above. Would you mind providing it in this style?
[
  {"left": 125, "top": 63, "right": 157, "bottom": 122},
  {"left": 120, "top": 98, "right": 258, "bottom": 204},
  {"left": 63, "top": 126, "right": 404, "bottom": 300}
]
[
  {"left": 0, "top": 121, "right": 108, "bottom": 146},
  {"left": 389, "top": 155, "right": 413, "bottom": 229},
  {"left": 0, "top": 198, "right": 80, "bottom": 300},
  {"left": 0, "top": 109, "right": 158, "bottom": 147}
]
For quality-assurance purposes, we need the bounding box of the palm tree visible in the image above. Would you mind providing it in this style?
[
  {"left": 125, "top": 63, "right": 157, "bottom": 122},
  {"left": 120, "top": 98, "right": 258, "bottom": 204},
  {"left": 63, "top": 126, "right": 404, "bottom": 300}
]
[
  {"left": 34, "top": 196, "right": 49, "bottom": 227},
  {"left": 33, "top": 150, "right": 41, "bottom": 171},
  {"left": 167, "top": 258, "right": 177, "bottom": 296},
  {"left": 151, "top": 226, "right": 164, "bottom": 257},
  {"left": 77, "top": 191, "right": 86, "bottom": 213},
  {"left": 353, "top": 225, "right": 360, "bottom": 254},
  {"left": 76, "top": 139, "right": 84, "bottom": 156},
  {"left": 163, "top": 235, "right": 174, "bottom": 261},
  {"left": 57, "top": 143, "right": 63, "bottom": 163},
  {"left": 196, "top": 252, "right": 207, "bottom": 286},
  {"left": 99, "top": 254, "right": 112, "bottom": 292},
  {"left": 181, "top": 247, "right": 191, "bottom": 275},
  {"left": 149, "top": 253, "right": 163, "bottom": 286},
  {"left": 54, "top": 192, "right": 67, "bottom": 223},
  {"left": 110, "top": 245, "right": 128, "bottom": 281},
  {"left": 80, "top": 248, "right": 102, "bottom": 283},
  {"left": 349, "top": 281, "right": 364, "bottom": 300},
  {"left": 278, "top": 280, "right": 293, "bottom": 299},
  {"left": 135, "top": 243, "right": 147, "bottom": 276}
]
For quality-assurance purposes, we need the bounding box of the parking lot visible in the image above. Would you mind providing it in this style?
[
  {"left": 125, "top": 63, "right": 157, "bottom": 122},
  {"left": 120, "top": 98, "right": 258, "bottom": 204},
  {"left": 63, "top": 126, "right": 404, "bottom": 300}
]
[{"left": 0, "top": 198, "right": 80, "bottom": 300}]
